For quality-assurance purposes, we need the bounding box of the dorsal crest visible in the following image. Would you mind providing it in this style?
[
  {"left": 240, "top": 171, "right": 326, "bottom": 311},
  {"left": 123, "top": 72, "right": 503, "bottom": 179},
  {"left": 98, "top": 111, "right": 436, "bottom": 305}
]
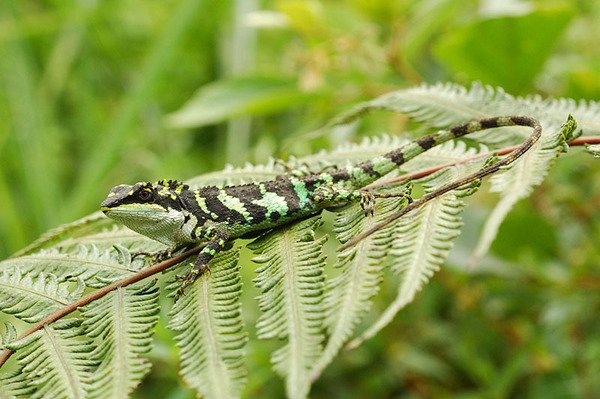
[{"left": 157, "top": 179, "right": 189, "bottom": 192}]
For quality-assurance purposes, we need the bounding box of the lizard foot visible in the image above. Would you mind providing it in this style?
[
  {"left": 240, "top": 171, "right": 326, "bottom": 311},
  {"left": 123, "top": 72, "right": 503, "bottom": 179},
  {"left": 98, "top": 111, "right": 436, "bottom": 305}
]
[
  {"left": 132, "top": 248, "right": 174, "bottom": 264},
  {"left": 174, "top": 263, "right": 211, "bottom": 301},
  {"left": 359, "top": 191, "right": 376, "bottom": 216}
]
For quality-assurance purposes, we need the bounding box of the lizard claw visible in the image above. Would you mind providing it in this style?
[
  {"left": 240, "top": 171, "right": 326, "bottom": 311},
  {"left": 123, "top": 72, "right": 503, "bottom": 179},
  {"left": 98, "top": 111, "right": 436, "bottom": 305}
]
[{"left": 173, "top": 264, "right": 210, "bottom": 302}]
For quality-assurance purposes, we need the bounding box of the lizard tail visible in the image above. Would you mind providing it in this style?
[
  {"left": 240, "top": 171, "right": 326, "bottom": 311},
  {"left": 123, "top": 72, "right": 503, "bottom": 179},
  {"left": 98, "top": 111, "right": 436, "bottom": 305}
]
[{"left": 335, "top": 115, "right": 541, "bottom": 188}]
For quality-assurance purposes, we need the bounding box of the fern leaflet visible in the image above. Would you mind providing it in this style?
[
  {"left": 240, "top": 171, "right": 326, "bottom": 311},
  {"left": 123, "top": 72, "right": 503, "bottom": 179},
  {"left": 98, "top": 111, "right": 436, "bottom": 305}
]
[
  {"left": 309, "top": 196, "right": 406, "bottom": 382},
  {"left": 8, "top": 319, "right": 95, "bottom": 398},
  {"left": 249, "top": 217, "right": 326, "bottom": 399},
  {"left": 80, "top": 281, "right": 160, "bottom": 398},
  {"left": 471, "top": 115, "right": 578, "bottom": 263},
  {"left": 168, "top": 248, "right": 247, "bottom": 399},
  {"left": 0, "top": 245, "right": 138, "bottom": 288},
  {"left": 0, "top": 270, "right": 83, "bottom": 323},
  {"left": 0, "top": 372, "right": 34, "bottom": 398},
  {"left": 585, "top": 143, "right": 600, "bottom": 157},
  {"left": 349, "top": 162, "right": 484, "bottom": 349}
]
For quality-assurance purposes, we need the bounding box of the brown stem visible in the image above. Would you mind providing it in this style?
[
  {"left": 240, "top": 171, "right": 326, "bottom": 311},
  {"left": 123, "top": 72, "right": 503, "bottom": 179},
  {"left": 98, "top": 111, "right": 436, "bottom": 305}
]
[{"left": 0, "top": 246, "right": 202, "bottom": 369}]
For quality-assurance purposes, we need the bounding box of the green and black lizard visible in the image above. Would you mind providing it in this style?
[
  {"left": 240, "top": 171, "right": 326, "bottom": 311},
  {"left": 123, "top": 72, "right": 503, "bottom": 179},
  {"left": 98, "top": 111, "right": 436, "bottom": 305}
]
[{"left": 101, "top": 116, "right": 542, "bottom": 298}]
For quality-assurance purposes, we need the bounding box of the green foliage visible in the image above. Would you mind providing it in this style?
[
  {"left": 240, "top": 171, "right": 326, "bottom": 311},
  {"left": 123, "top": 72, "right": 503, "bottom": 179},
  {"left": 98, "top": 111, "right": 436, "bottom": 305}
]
[
  {"left": 350, "top": 154, "right": 484, "bottom": 349},
  {"left": 310, "top": 196, "right": 406, "bottom": 381},
  {"left": 81, "top": 282, "right": 160, "bottom": 398},
  {"left": 9, "top": 319, "right": 95, "bottom": 398},
  {"left": 1, "top": 1, "right": 599, "bottom": 397},
  {"left": 250, "top": 217, "right": 326, "bottom": 399},
  {"left": 586, "top": 143, "right": 600, "bottom": 157},
  {"left": 168, "top": 249, "right": 247, "bottom": 399},
  {"left": 434, "top": 5, "right": 575, "bottom": 94},
  {"left": 165, "top": 76, "right": 319, "bottom": 129},
  {"left": 0, "top": 270, "right": 83, "bottom": 323},
  {"left": 0, "top": 82, "right": 595, "bottom": 398}
]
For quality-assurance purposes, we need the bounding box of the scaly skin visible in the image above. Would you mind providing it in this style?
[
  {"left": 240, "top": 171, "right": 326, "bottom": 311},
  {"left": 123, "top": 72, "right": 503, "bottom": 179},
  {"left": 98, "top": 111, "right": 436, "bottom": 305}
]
[{"left": 101, "top": 116, "right": 542, "bottom": 298}]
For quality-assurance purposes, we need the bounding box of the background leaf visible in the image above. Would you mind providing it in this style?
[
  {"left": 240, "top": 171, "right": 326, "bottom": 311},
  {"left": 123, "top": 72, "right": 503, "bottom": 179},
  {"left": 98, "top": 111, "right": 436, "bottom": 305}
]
[
  {"left": 434, "top": 6, "right": 575, "bottom": 94},
  {"left": 165, "top": 76, "right": 318, "bottom": 128}
]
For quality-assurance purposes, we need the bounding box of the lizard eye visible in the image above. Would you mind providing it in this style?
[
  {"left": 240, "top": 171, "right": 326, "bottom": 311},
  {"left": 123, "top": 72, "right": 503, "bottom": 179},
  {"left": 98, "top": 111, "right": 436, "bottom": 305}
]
[{"left": 138, "top": 189, "right": 153, "bottom": 201}]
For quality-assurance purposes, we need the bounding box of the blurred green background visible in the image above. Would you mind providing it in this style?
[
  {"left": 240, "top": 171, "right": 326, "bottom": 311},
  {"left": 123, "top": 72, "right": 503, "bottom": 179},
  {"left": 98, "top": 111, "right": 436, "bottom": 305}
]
[{"left": 1, "top": 0, "right": 599, "bottom": 398}]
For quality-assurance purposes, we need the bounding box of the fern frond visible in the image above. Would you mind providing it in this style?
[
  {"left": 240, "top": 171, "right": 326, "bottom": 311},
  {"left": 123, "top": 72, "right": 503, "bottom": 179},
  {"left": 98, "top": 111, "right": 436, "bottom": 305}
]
[
  {"left": 329, "top": 82, "right": 599, "bottom": 136},
  {"left": 348, "top": 162, "right": 484, "bottom": 349},
  {"left": 0, "top": 371, "right": 34, "bottom": 398},
  {"left": 12, "top": 212, "right": 113, "bottom": 257},
  {"left": 0, "top": 245, "right": 137, "bottom": 287},
  {"left": 471, "top": 115, "right": 578, "bottom": 263},
  {"left": 309, "top": 197, "right": 406, "bottom": 382},
  {"left": 586, "top": 143, "right": 600, "bottom": 157},
  {"left": 0, "top": 270, "right": 83, "bottom": 323},
  {"left": 11, "top": 319, "right": 94, "bottom": 398},
  {"left": 531, "top": 95, "right": 600, "bottom": 134},
  {"left": 80, "top": 281, "right": 160, "bottom": 398},
  {"left": 328, "top": 82, "right": 507, "bottom": 129},
  {"left": 1, "top": 322, "right": 17, "bottom": 349},
  {"left": 168, "top": 248, "right": 247, "bottom": 399},
  {"left": 249, "top": 217, "right": 326, "bottom": 399},
  {"left": 327, "top": 85, "right": 584, "bottom": 263},
  {"left": 51, "top": 226, "right": 164, "bottom": 253}
]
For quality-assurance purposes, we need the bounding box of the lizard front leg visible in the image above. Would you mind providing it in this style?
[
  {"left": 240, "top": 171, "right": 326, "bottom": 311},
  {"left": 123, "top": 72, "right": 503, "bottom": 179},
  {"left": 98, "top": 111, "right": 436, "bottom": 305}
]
[{"left": 175, "top": 226, "right": 229, "bottom": 300}]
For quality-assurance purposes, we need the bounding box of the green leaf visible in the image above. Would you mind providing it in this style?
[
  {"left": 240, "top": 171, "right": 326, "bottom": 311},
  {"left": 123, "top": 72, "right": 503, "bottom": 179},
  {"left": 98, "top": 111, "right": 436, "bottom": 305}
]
[
  {"left": 169, "top": 248, "right": 247, "bottom": 399},
  {"left": 165, "top": 76, "right": 317, "bottom": 128},
  {"left": 1, "top": 245, "right": 136, "bottom": 287},
  {"left": 15, "top": 319, "right": 95, "bottom": 398},
  {"left": 249, "top": 217, "right": 326, "bottom": 399},
  {"left": 0, "top": 371, "right": 34, "bottom": 398},
  {"left": 0, "top": 270, "right": 82, "bottom": 323},
  {"left": 433, "top": 7, "right": 574, "bottom": 93},
  {"left": 326, "top": 82, "right": 600, "bottom": 138},
  {"left": 11, "top": 212, "right": 112, "bottom": 257},
  {"left": 81, "top": 281, "right": 160, "bottom": 398},
  {"left": 310, "top": 196, "right": 406, "bottom": 382},
  {"left": 0, "top": 322, "right": 17, "bottom": 348}
]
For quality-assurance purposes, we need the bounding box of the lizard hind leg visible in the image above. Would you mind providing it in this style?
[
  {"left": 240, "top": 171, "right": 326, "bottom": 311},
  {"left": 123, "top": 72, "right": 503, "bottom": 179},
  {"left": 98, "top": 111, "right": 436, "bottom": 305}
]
[{"left": 359, "top": 183, "right": 414, "bottom": 216}]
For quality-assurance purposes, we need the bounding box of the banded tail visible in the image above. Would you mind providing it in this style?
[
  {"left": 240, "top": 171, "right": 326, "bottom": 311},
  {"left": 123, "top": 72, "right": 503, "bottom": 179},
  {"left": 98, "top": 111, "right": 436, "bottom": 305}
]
[{"left": 331, "top": 116, "right": 542, "bottom": 189}]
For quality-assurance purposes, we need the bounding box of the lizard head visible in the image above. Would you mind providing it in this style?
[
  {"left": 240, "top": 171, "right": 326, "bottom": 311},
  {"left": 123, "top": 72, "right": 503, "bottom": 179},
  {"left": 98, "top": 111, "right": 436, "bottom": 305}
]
[{"left": 101, "top": 180, "right": 192, "bottom": 246}]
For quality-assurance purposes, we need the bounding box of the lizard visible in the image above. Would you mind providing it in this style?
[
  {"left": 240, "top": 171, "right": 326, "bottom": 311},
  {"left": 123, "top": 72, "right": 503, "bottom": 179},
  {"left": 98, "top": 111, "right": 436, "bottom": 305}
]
[{"left": 100, "top": 116, "right": 542, "bottom": 299}]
